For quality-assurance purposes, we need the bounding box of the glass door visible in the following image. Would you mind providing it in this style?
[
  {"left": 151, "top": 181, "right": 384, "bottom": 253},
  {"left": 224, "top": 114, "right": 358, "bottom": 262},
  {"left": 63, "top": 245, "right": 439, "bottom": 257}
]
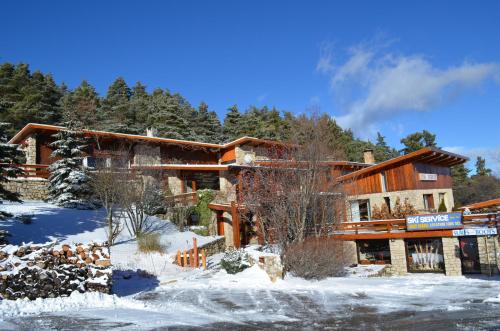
[{"left": 459, "top": 237, "right": 481, "bottom": 274}]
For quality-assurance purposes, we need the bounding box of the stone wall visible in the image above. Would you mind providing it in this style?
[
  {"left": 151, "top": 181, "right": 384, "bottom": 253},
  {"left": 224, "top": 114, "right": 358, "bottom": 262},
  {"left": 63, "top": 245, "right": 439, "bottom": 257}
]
[
  {"left": 133, "top": 143, "right": 161, "bottom": 166},
  {"left": 477, "top": 235, "right": 500, "bottom": 276},
  {"left": 388, "top": 239, "right": 407, "bottom": 275},
  {"left": 234, "top": 144, "right": 271, "bottom": 165},
  {"left": 4, "top": 178, "right": 49, "bottom": 201},
  {"left": 442, "top": 237, "right": 462, "bottom": 276},
  {"left": 198, "top": 237, "right": 226, "bottom": 256}
]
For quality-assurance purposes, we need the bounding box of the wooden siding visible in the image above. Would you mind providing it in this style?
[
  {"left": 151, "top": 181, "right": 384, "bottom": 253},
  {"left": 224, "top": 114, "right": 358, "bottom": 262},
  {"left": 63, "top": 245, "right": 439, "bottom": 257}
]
[
  {"left": 344, "top": 161, "right": 453, "bottom": 195},
  {"left": 220, "top": 147, "right": 236, "bottom": 164},
  {"left": 413, "top": 163, "right": 452, "bottom": 189},
  {"left": 385, "top": 162, "right": 416, "bottom": 191},
  {"left": 344, "top": 172, "right": 382, "bottom": 195},
  {"left": 160, "top": 145, "right": 218, "bottom": 164}
]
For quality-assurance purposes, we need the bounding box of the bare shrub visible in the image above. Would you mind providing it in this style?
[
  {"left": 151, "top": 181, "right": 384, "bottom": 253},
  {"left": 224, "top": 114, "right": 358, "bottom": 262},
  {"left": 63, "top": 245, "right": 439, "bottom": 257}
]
[
  {"left": 137, "top": 232, "right": 165, "bottom": 253},
  {"left": 171, "top": 205, "right": 195, "bottom": 231},
  {"left": 283, "top": 238, "right": 346, "bottom": 279}
]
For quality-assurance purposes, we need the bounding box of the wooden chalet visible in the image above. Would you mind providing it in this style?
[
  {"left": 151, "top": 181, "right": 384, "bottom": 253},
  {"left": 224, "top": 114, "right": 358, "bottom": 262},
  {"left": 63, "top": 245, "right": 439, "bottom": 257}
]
[{"left": 7, "top": 123, "right": 500, "bottom": 277}]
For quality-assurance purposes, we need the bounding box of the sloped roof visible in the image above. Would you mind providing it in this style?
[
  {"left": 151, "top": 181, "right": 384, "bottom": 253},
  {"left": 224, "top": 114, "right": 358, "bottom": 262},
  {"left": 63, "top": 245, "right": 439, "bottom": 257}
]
[
  {"left": 8, "top": 123, "right": 282, "bottom": 150},
  {"left": 337, "top": 147, "right": 468, "bottom": 181}
]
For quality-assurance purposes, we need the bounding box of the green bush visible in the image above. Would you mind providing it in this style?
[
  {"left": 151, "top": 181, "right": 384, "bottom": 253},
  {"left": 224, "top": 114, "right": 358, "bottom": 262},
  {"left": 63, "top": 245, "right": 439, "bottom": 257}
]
[
  {"left": 191, "top": 226, "right": 209, "bottom": 236},
  {"left": 220, "top": 248, "right": 251, "bottom": 274},
  {"left": 194, "top": 189, "right": 215, "bottom": 227},
  {"left": 438, "top": 198, "right": 447, "bottom": 212},
  {"left": 137, "top": 232, "right": 165, "bottom": 253}
]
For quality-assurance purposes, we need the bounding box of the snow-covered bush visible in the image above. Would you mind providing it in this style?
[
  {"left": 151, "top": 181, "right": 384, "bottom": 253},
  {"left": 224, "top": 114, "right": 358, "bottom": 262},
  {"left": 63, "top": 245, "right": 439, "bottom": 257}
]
[
  {"left": 220, "top": 248, "right": 251, "bottom": 274},
  {"left": 48, "top": 124, "right": 97, "bottom": 209}
]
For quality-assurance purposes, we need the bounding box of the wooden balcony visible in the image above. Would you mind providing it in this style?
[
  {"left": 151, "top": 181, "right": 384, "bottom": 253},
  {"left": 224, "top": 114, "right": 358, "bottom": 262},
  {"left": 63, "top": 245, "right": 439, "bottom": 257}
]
[
  {"left": 331, "top": 212, "right": 499, "bottom": 240},
  {"left": 1, "top": 164, "right": 50, "bottom": 179}
]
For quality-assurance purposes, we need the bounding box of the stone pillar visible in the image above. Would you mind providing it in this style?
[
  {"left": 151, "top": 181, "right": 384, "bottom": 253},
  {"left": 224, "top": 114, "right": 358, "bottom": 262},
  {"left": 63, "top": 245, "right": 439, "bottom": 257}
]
[
  {"left": 343, "top": 240, "right": 358, "bottom": 266},
  {"left": 219, "top": 170, "right": 236, "bottom": 202},
  {"left": 25, "top": 136, "right": 37, "bottom": 164},
  {"left": 222, "top": 211, "right": 234, "bottom": 248},
  {"left": 166, "top": 170, "right": 183, "bottom": 195},
  {"left": 442, "top": 237, "right": 462, "bottom": 276},
  {"left": 477, "top": 235, "right": 500, "bottom": 276},
  {"left": 389, "top": 239, "right": 407, "bottom": 275}
]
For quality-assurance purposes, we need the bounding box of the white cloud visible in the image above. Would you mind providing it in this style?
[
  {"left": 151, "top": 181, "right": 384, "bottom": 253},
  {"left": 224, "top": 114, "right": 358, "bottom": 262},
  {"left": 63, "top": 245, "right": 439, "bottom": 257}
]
[
  {"left": 443, "top": 145, "right": 500, "bottom": 177},
  {"left": 317, "top": 43, "right": 500, "bottom": 136}
]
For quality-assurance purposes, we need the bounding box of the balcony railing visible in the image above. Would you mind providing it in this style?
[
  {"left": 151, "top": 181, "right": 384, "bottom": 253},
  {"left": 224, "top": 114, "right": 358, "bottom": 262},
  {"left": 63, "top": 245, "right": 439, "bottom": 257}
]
[
  {"left": 332, "top": 212, "right": 499, "bottom": 236},
  {"left": 0, "top": 164, "right": 50, "bottom": 179}
]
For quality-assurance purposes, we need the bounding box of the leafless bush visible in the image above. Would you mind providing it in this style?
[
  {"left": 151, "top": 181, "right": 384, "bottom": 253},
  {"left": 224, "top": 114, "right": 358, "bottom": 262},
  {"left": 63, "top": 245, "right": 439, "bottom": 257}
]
[
  {"left": 170, "top": 204, "right": 195, "bottom": 231},
  {"left": 90, "top": 164, "right": 126, "bottom": 246},
  {"left": 283, "top": 238, "right": 347, "bottom": 279},
  {"left": 137, "top": 232, "right": 165, "bottom": 253}
]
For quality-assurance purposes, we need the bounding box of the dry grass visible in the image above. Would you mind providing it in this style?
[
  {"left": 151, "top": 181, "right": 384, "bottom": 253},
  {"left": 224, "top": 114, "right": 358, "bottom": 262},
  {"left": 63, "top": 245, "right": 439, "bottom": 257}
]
[{"left": 137, "top": 232, "right": 165, "bottom": 253}]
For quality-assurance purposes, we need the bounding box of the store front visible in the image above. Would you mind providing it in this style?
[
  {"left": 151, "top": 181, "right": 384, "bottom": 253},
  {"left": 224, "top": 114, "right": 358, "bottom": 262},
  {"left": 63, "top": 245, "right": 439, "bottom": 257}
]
[
  {"left": 405, "top": 238, "right": 445, "bottom": 273},
  {"left": 357, "top": 239, "right": 391, "bottom": 264}
]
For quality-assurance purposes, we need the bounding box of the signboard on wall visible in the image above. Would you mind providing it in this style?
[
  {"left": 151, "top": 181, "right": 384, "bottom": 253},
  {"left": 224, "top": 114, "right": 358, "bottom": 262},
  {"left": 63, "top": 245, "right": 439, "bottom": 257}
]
[
  {"left": 406, "top": 212, "right": 462, "bottom": 231},
  {"left": 452, "top": 228, "right": 497, "bottom": 237},
  {"left": 419, "top": 173, "right": 438, "bottom": 181}
]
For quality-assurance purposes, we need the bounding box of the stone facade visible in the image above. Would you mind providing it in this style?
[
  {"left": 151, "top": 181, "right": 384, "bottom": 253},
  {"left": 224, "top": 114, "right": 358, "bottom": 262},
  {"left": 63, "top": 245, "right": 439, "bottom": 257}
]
[
  {"left": 347, "top": 188, "right": 455, "bottom": 222},
  {"left": 442, "top": 237, "right": 462, "bottom": 276},
  {"left": 218, "top": 170, "right": 237, "bottom": 202},
  {"left": 133, "top": 143, "right": 161, "bottom": 166},
  {"left": 388, "top": 239, "right": 407, "bottom": 275},
  {"left": 4, "top": 178, "right": 49, "bottom": 201},
  {"left": 234, "top": 144, "right": 270, "bottom": 165},
  {"left": 165, "top": 170, "right": 183, "bottom": 195},
  {"left": 477, "top": 235, "right": 500, "bottom": 276},
  {"left": 222, "top": 211, "right": 234, "bottom": 247}
]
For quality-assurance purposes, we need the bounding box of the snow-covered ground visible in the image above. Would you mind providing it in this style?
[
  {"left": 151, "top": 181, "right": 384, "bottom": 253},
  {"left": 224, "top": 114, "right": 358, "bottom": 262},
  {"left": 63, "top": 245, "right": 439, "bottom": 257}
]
[{"left": 1, "top": 201, "right": 500, "bottom": 330}]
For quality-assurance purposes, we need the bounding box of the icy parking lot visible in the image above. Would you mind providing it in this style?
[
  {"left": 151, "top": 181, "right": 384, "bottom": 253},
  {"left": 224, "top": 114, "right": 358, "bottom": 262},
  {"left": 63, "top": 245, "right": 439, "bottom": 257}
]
[
  {"left": 1, "top": 201, "right": 500, "bottom": 330},
  {"left": 2, "top": 267, "right": 500, "bottom": 330}
]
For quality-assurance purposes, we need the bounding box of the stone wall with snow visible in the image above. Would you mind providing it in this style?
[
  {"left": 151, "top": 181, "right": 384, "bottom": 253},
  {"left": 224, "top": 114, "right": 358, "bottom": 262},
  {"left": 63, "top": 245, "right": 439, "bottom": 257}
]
[{"left": 0, "top": 242, "right": 112, "bottom": 300}]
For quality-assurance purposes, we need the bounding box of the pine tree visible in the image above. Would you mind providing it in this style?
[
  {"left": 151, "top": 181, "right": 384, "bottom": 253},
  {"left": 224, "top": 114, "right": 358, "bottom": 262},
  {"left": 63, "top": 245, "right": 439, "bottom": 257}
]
[
  {"left": 374, "top": 132, "right": 400, "bottom": 162},
  {"left": 400, "top": 130, "right": 437, "bottom": 154},
  {"left": 475, "top": 156, "right": 492, "bottom": 177},
  {"left": 48, "top": 122, "right": 95, "bottom": 209},
  {"left": 193, "top": 102, "right": 223, "bottom": 143},
  {"left": 130, "top": 81, "right": 149, "bottom": 134},
  {"left": 99, "top": 77, "right": 134, "bottom": 133},
  {"left": 0, "top": 123, "right": 23, "bottom": 219},
  {"left": 146, "top": 89, "right": 196, "bottom": 140},
  {"left": 61, "top": 80, "right": 99, "bottom": 129},
  {"left": 223, "top": 105, "right": 244, "bottom": 142}
]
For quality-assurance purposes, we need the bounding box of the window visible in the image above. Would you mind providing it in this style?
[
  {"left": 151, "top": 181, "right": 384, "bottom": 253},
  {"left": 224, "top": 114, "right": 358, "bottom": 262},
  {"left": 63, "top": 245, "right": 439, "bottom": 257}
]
[
  {"left": 423, "top": 194, "right": 435, "bottom": 211},
  {"left": 357, "top": 240, "right": 391, "bottom": 264},
  {"left": 380, "top": 171, "right": 387, "bottom": 192},
  {"left": 83, "top": 156, "right": 96, "bottom": 169},
  {"left": 350, "top": 199, "right": 371, "bottom": 222},
  {"left": 384, "top": 197, "right": 391, "bottom": 214},
  {"left": 406, "top": 238, "right": 444, "bottom": 273}
]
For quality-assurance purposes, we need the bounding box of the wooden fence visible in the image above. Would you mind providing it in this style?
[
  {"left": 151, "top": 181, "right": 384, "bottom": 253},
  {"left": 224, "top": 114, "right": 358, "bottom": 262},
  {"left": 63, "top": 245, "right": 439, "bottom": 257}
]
[
  {"left": 176, "top": 238, "right": 207, "bottom": 269},
  {"left": 0, "top": 163, "right": 50, "bottom": 179}
]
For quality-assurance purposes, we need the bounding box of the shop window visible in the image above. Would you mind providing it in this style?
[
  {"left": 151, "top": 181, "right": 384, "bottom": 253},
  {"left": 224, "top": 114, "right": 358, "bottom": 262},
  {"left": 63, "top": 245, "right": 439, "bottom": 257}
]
[
  {"left": 357, "top": 240, "right": 391, "bottom": 264},
  {"left": 406, "top": 238, "right": 444, "bottom": 273},
  {"left": 350, "top": 199, "right": 371, "bottom": 222}
]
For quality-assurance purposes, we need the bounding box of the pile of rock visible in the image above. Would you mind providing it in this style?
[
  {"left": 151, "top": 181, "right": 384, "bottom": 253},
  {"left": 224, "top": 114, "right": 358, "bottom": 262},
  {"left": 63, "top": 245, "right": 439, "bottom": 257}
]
[{"left": 0, "top": 242, "right": 112, "bottom": 300}]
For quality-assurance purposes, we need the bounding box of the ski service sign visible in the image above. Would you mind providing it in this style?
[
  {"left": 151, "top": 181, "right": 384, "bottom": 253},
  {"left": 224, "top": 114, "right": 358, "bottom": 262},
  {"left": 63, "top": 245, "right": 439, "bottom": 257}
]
[{"left": 406, "top": 212, "right": 462, "bottom": 231}]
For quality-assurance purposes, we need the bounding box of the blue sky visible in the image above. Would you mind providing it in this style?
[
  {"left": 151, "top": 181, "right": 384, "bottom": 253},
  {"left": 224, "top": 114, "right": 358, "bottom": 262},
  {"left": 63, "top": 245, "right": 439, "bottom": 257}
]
[{"left": 1, "top": 1, "right": 499, "bottom": 173}]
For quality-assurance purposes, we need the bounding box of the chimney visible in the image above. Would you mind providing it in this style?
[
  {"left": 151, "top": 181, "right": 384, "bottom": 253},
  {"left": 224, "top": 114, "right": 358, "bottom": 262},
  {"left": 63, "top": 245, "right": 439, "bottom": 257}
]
[
  {"left": 363, "top": 149, "right": 375, "bottom": 164},
  {"left": 146, "top": 127, "right": 157, "bottom": 137}
]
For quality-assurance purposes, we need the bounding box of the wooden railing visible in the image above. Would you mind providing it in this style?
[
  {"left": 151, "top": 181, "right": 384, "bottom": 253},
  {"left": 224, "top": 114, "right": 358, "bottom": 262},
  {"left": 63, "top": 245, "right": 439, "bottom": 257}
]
[
  {"left": 332, "top": 212, "right": 499, "bottom": 235},
  {"left": 166, "top": 192, "right": 198, "bottom": 205},
  {"left": 0, "top": 164, "right": 50, "bottom": 179}
]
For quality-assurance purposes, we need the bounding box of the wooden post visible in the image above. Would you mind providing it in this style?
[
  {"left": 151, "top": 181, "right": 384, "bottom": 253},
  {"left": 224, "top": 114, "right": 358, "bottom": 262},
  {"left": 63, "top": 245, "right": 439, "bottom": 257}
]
[
  {"left": 193, "top": 237, "right": 199, "bottom": 268},
  {"left": 201, "top": 249, "right": 206, "bottom": 269},
  {"left": 192, "top": 180, "right": 197, "bottom": 192},
  {"left": 183, "top": 250, "right": 188, "bottom": 267},
  {"left": 189, "top": 250, "right": 194, "bottom": 268},
  {"left": 176, "top": 250, "right": 181, "bottom": 266},
  {"left": 231, "top": 201, "right": 241, "bottom": 248}
]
